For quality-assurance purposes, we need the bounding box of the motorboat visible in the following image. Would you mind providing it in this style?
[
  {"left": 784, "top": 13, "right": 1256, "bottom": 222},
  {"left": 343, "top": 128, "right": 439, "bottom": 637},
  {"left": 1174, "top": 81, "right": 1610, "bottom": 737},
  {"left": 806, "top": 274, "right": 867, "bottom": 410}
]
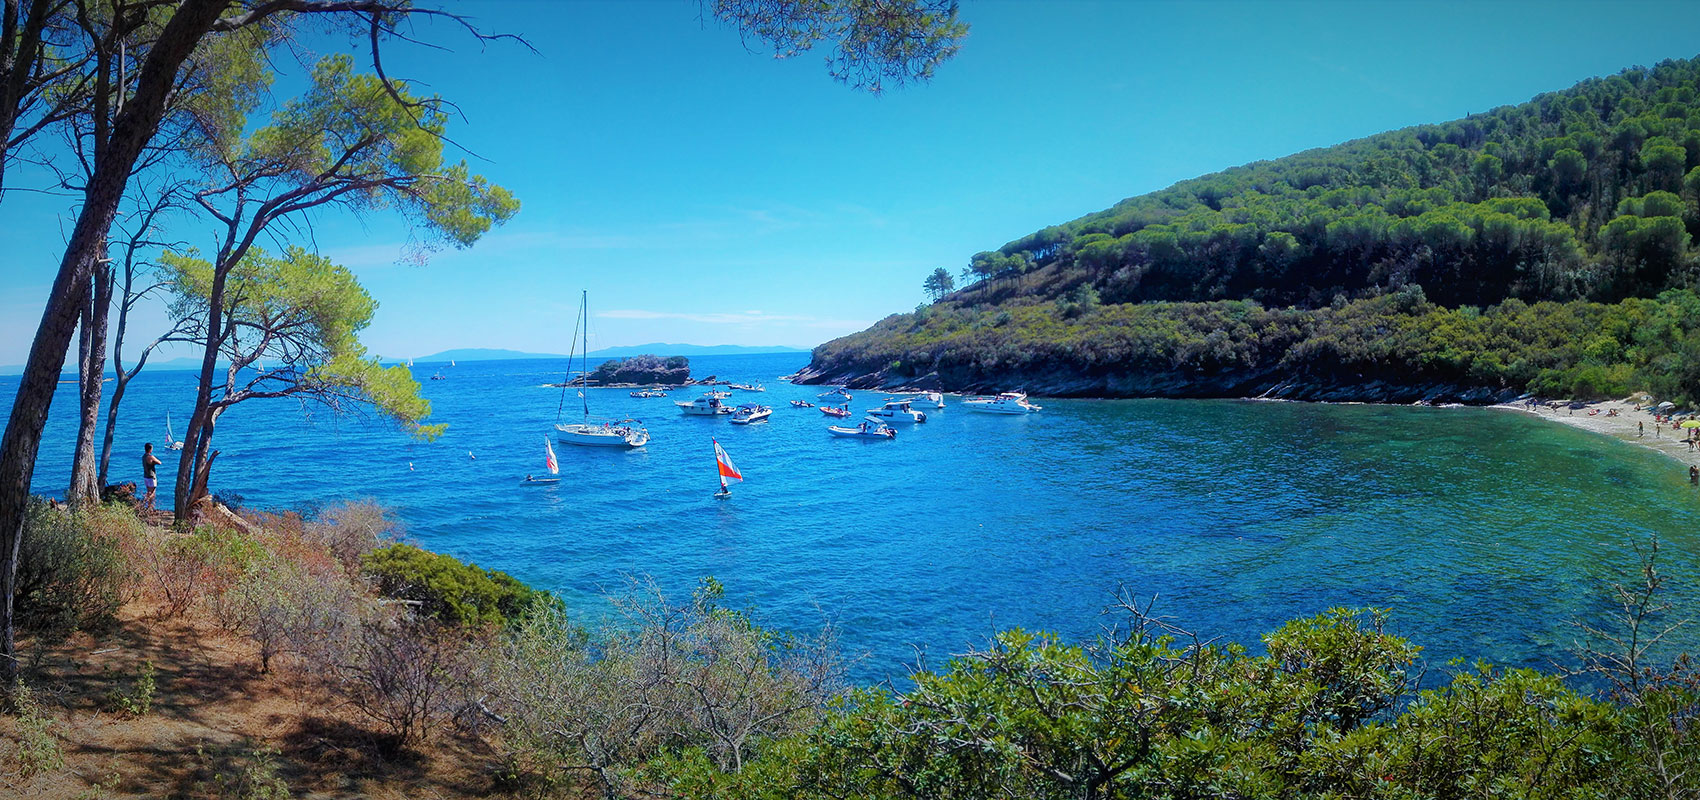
[
  {"left": 828, "top": 419, "right": 896, "bottom": 440},
  {"left": 729, "top": 404, "right": 772, "bottom": 425},
  {"left": 729, "top": 382, "right": 765, "bottom": 392},
  {"left": 819, "top": 405, "right": 852, "bottom": 418},
  {"left": 817, "top": 388, "right": 852, "bottom": 402},
  {"left": 789, "top": 400, "right": 814, "bottom": 408},
  {"left": 865, "top": 399, "right": 927, "bottom": 424},
  {"left": 629, "top": 390, "right": 668, "bottom": 398},
  {"left": 677, "top": 392, "right": 733, "bottom": 415},
  {"left": 553, "top": 290, "right": 649, "bottom": 448},
  {"left": 961, "top": 392, "right": 1042, "bottom": 414}
]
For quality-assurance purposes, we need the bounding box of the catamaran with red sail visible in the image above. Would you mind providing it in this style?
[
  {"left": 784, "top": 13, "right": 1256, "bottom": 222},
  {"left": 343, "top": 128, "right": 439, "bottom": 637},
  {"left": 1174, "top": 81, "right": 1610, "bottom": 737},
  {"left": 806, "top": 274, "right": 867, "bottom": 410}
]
[{"left": 713, "top": 438, "right": 742, "bottom": 497}]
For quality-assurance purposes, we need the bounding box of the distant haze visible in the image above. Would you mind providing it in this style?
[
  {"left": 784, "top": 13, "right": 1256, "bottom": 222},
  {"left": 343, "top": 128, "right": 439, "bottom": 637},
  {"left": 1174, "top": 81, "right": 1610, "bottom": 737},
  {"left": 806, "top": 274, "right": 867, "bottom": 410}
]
[
  {"left": 410, "top": 344, "right": 808, "bottom": 363},
  {"left": 0, "top": 343, "right": 811, "bottom": 376}
]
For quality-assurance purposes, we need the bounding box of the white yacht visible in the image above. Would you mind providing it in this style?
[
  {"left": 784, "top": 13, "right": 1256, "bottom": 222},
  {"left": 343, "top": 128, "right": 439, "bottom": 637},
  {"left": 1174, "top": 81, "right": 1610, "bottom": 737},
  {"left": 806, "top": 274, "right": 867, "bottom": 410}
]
[
  {"left": 961, "top": 392, "right": 1042, "bottom": 414},
  {"left": 865, "top": 399, "right": 927, "bottom": 424},
  {"left": 729, "top": 404, "right": 772, "bottom": 425},
  {"left": 677, "top": 392, "right": 733, "bottom": 416}
]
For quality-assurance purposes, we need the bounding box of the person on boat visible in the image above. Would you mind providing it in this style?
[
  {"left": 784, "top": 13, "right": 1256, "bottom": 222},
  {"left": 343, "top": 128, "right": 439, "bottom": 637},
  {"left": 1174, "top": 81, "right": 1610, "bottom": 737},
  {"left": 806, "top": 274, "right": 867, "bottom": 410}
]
[
  {"left": 142, "top": 443, "right": 161, "bottom": 510},
  {"left": 525, "top": 474, "right": 534, "bottom": 482}
]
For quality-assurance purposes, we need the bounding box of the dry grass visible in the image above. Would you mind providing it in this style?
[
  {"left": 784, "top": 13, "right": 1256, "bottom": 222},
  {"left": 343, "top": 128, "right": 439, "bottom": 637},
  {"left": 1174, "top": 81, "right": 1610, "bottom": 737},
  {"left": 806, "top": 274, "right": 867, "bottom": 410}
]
[{"left": 0, "top": 511, "right": 537, "bottom": 800}]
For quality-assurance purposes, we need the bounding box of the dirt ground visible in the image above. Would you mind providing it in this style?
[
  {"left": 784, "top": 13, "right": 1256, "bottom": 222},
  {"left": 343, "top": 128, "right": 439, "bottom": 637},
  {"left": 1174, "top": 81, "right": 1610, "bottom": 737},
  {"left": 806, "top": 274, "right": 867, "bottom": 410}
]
[{"left": 1, "top": 601, "right": 517, "bottom": 799}]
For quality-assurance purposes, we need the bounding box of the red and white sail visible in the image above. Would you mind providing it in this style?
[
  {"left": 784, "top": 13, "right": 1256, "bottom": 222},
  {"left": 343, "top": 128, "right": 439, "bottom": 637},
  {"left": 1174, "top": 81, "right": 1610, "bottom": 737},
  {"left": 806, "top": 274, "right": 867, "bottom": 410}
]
[
  {"left": 544, "top": 436, "right": 559, "bottom": 475},
  {"left": 713, "top": 438, "right": 742, "bottom": 486}
]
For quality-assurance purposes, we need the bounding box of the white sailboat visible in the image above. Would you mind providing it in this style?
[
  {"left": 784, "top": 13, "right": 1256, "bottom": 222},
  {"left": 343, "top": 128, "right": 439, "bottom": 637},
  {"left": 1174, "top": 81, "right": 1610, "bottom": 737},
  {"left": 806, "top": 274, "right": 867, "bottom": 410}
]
[
  {"left": 523, "top": 436, "right": 562, "bottom": 484},
  {"left": 165, "top": 413, "right": 184, "bottom": 451},
  {"left": 554, "top": 290, "right": 649, "bottom": 448},
  {"left": 713, "top": 438, "right": 742, "bottom": 497}
]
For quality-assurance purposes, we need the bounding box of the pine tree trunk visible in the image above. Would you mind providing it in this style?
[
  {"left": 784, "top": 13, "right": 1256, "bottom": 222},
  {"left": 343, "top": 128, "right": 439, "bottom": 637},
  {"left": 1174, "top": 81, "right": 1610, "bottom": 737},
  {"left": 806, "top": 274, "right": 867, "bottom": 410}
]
[
  {"left": 69, "top": 267, "right": 112, "bottom": 508},
  {"left": 0, "top": 0, "right": 231, "bottom": 697},
  {"left": 173, "top": 316, "right": 225, "bottom": 525}
]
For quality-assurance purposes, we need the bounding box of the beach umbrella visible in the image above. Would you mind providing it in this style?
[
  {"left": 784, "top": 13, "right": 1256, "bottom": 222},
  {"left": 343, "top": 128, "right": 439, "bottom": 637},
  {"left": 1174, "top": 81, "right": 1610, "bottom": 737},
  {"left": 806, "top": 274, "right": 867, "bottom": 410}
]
[{"left": 1682, "top": 420, "right": 1700, "bottom": 429}]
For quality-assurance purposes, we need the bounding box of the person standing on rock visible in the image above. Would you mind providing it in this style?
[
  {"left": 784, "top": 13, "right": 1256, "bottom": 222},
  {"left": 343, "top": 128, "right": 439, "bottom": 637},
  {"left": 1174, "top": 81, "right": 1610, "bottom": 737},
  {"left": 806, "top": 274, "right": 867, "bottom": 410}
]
[{"left": 142, "top": 443, "right": 162, "bottom": 511}]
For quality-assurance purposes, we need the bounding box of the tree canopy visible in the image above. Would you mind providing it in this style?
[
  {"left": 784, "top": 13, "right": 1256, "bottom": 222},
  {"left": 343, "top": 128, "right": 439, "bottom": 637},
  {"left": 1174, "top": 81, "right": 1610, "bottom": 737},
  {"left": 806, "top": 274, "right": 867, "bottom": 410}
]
[{"left": 159, "top": 245, "right": 441, "bottom": 439}]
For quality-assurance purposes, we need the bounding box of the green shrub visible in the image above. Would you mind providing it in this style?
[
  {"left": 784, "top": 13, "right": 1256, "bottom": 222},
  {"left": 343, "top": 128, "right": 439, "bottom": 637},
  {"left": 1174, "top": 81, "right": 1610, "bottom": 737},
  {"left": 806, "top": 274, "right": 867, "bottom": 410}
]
[
  {"left": 362, "top": 543, "right": 553, "bottom": 628},
  {"left": 5, "top": 683, "right": 64, "bottom": 781},
  {"left": 15, "top": 499, "right": 126, "bottom": 638},
  {"left": 105, "top": 659, "right": 156, "bottom": 718}
]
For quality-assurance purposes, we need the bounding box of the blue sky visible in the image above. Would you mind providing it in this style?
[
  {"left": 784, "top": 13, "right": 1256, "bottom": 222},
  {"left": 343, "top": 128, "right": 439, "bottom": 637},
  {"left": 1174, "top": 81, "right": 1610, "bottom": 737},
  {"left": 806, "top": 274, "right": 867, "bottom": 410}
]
[{"left": 2, "top": 0, "right": 1698, "bottom": 363}]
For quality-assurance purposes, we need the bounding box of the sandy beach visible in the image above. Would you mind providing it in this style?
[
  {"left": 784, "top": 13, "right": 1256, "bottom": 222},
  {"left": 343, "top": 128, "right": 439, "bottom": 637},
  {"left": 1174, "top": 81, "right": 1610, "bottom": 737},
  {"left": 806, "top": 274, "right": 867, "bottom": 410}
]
[{"left": 1494, "top": 398, "right": 1700, "bottom": 471}]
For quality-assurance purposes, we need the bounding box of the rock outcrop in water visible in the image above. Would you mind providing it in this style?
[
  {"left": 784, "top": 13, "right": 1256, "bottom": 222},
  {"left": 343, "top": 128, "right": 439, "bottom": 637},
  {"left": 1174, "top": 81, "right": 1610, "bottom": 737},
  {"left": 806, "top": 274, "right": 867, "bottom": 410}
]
[{"left": 588, "top": 354, "right": 690, "bottom": 386}]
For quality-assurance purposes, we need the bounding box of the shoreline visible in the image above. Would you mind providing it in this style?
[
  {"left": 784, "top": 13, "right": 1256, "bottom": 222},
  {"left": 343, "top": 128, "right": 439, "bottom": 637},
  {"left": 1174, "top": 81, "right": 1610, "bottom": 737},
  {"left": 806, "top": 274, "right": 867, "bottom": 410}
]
[{"left": 1492, "top": 399, "right": 1700, "bottom": 471}]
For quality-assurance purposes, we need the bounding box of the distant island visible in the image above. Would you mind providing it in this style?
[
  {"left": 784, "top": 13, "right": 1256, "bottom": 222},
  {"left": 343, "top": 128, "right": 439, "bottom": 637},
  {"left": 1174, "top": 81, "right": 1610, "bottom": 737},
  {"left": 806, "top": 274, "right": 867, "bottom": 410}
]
[
  {"left": 411, "top": 343, "right": 806, "bottom": 364},
  {"left": 801, "top": 56, "right": 1700, "bottom": 406}
]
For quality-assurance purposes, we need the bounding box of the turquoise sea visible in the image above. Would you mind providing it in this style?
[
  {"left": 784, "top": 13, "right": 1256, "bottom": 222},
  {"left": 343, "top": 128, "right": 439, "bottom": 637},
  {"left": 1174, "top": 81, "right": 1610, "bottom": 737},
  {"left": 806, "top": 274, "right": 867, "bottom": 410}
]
[{"left": 9, "top": 351, "right": 1700, "bottom": 682}]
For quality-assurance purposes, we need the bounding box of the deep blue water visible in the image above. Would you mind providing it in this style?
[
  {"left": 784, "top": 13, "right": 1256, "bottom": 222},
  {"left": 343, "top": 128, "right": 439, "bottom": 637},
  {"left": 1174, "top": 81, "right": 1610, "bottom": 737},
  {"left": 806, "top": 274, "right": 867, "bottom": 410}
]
[{"left": 9, "top": 351, "right": 1700, "bottom": 682}]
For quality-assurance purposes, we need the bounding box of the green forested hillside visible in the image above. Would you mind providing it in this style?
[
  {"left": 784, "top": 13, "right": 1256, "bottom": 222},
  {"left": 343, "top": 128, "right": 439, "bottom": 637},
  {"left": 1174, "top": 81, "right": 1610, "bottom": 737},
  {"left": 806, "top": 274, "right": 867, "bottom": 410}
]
[{"left": 804, "top": 56, "right": 1700, "bottom": 402}]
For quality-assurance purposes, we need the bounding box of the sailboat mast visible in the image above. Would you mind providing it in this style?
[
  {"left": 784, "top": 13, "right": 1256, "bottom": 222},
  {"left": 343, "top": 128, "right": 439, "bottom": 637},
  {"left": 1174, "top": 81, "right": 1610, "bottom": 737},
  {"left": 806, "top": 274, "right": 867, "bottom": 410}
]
[{"left": 580, "top": 290, "right": 590, "bottom": 420}]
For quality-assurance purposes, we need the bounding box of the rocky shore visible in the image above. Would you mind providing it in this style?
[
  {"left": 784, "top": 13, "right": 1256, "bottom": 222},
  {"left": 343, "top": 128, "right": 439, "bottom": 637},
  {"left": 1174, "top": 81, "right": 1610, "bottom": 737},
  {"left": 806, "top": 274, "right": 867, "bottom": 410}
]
[{"left": 790, "top": 363, "right": 1528, "bottom": 405}]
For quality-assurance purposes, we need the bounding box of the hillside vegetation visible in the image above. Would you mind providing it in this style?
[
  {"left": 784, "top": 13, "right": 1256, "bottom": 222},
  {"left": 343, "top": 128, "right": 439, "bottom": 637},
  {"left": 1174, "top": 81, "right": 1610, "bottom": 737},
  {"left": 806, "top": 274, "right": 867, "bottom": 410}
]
[{"left": 804, "top": 56, "right": 1700, "bottom": 403}]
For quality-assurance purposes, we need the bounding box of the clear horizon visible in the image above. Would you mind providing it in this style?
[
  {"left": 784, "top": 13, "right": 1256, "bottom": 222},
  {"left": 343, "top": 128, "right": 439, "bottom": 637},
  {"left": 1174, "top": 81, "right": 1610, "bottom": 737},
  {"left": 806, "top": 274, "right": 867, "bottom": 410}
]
[{"left": 2, "top": 0, "right": 1697, "bottom": 364}]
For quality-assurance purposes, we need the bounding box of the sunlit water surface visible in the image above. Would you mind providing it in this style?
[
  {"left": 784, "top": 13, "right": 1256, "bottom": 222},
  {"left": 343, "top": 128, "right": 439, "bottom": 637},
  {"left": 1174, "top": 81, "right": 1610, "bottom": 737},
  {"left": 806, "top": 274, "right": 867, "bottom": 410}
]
[{"left": 10, "top": 352, "right": 1700, "bottom": 682}]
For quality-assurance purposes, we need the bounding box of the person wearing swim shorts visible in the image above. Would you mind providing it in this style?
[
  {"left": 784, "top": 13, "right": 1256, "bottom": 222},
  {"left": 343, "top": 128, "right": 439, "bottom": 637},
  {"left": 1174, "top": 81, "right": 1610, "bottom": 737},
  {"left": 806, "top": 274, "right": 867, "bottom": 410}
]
[{"left": 143, "top": 443, "right": 162, "bottom": 510}]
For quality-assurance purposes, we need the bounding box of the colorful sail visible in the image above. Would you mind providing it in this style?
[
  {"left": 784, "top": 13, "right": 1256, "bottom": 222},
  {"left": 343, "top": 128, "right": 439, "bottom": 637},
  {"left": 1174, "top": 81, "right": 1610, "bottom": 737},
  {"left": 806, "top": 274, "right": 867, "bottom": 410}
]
[
  {"left": 713, "top": 438, "right": 742, "bottom": 483},
  {"left": 544, "top": 436, "right": 559, "bottom": 475}
]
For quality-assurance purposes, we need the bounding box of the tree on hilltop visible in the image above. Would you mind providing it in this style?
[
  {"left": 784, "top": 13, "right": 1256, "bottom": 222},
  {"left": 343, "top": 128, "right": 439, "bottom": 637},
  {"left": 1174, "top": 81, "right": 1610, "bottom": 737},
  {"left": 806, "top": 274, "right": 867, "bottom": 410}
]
[{"left": 923, "top": 267, "right": 955, "bottom": 302}]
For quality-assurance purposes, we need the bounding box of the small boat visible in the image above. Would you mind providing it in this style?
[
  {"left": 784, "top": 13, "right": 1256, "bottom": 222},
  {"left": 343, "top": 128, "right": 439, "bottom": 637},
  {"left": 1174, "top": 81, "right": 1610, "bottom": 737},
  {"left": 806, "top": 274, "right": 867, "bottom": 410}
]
[
  {"left": 817, "top": 388, "right": 852, "bottom": 402},
  {"left": 866, "top": 399, "right": 927, "bottom": 424},
  {"left": 729, "top": 382, "right": 765, "bottom": 392},
  {"left": 828, "top": 419, "right": 896, "bottom": 440},
  {"left": 554, "top": 291, "right": 650, "bottom": 448},
  {"left": 713, "top": 438, "right": 743, "bottom": 497},
  {"left": 729, "top": 404, "right": 772, "bottom": 425},
  {"left": 165, "top": 413, "right": 184, "bottom": 451},
  {"left": 522, "top": 436, "right": 562, "bottom": 484},
  {"left": 961, "top": 392, "right": 1042, "bottom": 414},
  {"left": 819, "top": 405, "right": 852, "bottom": 418},
  {"left": 677, "top": 392, "right": 733, "bottom": 415},
  {"left": 430, "top": 371, "right": 446, "bottom": 380},
  {"left": 629, "top": 390, "right": 668, "bottom": 398},
  {"left": 905, "top": 392, "right": 945, "bottom": 409},
  {"left": 789, "top": 400, "right": 814, "bottom": 408}
]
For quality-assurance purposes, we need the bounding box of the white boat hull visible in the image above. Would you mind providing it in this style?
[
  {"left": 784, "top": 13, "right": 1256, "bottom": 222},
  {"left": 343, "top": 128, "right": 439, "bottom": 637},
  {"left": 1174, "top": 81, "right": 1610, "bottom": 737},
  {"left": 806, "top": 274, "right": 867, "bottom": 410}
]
[
  {"left": 961, "top": 403, "right": 1034, "bottom": 414},
  {"left": 865, "top": 410, "right": 924, "bottom": 424},
  {"left": 555, "top": 423, "right": 648, "bottom": 447},
  {"left": 828, "top": 426, "right": 894, "bottom": 439}
]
